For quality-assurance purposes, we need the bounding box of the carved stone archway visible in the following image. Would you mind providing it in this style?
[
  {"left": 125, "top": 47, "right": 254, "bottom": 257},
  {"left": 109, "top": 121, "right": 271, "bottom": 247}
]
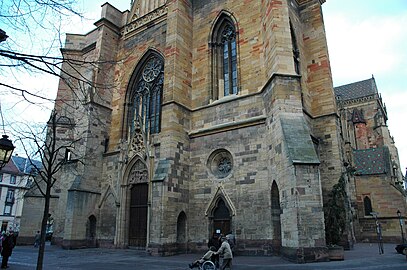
[
  {"left": 128, "top": 159, "right": 149, "bottom": 247},
  {"left": 116, "top": 156, "right": 150, "bottom": 248}
]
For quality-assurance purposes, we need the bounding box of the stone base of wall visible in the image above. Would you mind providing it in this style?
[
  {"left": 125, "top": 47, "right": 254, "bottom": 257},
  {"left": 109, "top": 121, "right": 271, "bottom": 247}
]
[
  {"left": 98, "top": 239, "right": 115, "bottom": 248},
  {"left": 359, "top": 235, "right": 402, "bottom": 243},
  {"left": 148, "top": 242, "right": 180, "bottom": 256},
  {"left": 16, "top": 236, "right": 34, "bottom": 246},
  {"left": 234, "top": 239, "right": 274, "bottom": 256},
  {"left": 280, "top": 246, "right": 329, "bottom": 263},
  {"left": 148, "top": 239, "right": 275, "bottom": 256},
  {"left": 60, "top": 239, "right": 98, "bottom": 249}
]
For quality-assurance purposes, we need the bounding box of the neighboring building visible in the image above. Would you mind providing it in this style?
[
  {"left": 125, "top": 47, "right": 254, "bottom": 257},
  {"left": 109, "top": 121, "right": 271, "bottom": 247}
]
[
  {"left": 0, "top": 156, "right": 40, "bottom": 233},
  {"left": 335, "top": 76, "right": 406, "bottom": 243},
  {"left": 18, "top": 0, "right": 406, "bottom": 263}
]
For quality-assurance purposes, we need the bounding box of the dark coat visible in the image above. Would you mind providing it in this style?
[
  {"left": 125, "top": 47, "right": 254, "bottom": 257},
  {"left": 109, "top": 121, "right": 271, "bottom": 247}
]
[
  {"left": 208, "top": 236, "right": 221, "bottom": 250},
  {"left": 1, "top": 235, "right": 14, "bottom": 257}
]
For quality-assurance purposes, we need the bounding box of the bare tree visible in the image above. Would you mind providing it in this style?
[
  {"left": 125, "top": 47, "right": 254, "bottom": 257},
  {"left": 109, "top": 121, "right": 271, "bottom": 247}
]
[
  {"left": 14, "top": 111, "right": 80, "bottom": 270},
  {"left": 1, "top": 5, "right": 116, "bottom": 269},
  {"left": 0, "top": 0, "right": 117, "bottom": 110}
]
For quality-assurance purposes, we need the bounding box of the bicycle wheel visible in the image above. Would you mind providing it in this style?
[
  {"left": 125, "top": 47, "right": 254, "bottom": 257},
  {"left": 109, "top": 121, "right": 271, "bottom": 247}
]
[{"left": 201, "top": 261, "right": 216, "bottom": 270}]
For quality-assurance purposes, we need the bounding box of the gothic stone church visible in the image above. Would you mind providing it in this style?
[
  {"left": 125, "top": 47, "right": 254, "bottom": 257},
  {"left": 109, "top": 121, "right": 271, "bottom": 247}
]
[{"left": 18, "top": 0, "right": 406, "bottom": 263}]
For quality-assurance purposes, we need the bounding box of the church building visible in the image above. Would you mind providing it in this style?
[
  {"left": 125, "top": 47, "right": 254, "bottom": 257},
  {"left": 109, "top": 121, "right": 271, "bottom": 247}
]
[{"left": 18, "top": 0, "right": 406, "bottom": 263}]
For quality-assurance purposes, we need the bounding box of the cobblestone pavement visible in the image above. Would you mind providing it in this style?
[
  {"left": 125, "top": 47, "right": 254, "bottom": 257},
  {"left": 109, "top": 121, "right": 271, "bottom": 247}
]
[{"left": 5, "top": 242, "right": 407, "bottom": 270}]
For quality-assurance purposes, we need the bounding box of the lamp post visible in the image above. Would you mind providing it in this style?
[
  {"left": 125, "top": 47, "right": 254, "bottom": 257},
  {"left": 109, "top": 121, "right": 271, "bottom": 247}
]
[
  {"left": 397, "top": 210, "right": 405, "bottom": 243},
  {"left": 0, "top": 135, "right": 15, "bottom": 169},
  {"left": 0, "top": 29, "right": 8, "bottom": 43},
  {"left": 371, "top": 211, "right": 384, "bottom": 254}
]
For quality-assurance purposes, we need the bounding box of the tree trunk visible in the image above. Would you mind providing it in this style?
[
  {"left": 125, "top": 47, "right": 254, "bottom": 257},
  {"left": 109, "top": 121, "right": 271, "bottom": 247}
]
[{"left": 36, "top": 182, "right": 52, "bottom": 270}]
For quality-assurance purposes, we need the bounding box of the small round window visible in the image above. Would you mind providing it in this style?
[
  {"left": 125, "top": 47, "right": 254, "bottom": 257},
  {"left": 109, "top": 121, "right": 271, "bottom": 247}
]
[{"left": 207, "top": 149, "right": 233, "bottom": 179}]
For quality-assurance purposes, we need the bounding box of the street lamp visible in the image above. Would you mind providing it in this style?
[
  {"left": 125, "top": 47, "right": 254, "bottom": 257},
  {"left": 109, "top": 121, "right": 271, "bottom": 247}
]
[
  {"left": 0, "top": 135, "right": 15, "bottom": 169},
  {"left": 371, "top": 211, "right": 384, "bottom": 254},
  {"left": 397, "top": 210, "right": 405, "bottom": 243},
  {"left": 0, "top": 29, "right": 8, "bottom": 43}
]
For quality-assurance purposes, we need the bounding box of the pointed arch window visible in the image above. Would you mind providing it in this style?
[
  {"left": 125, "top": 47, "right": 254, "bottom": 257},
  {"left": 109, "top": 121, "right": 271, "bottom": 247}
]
[
  {"left": 290, "top": 23, "right": 300, "bottom": 75},
  {"left": 364, "top": 196, "right": 372, "bottom": 216},
  {"left": 129, "top": 54, "right": 164, "bottom": 136},
  {"left": 211, "top": 15, "right": 238, "bottom": 100}
]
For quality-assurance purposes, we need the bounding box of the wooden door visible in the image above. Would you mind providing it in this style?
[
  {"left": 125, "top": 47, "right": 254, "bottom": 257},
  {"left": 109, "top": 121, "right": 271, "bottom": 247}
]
[
  {"left": 213, "top": 199, "right": 231, "bottom": 236},
  {"left": 213, "top": 220, "right": 230, "bottom": 236},
  {"left": 129, "top": 183, "right": 148, "bottom": 247}
]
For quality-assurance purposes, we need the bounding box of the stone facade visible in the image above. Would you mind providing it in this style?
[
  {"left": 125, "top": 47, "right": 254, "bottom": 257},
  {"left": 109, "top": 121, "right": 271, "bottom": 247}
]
[
  {"left": 18, "top": 0, "right": 406, "bottom": 264},
  {"left": 335, "top": 77, "right": 407, "bottom": 244}
]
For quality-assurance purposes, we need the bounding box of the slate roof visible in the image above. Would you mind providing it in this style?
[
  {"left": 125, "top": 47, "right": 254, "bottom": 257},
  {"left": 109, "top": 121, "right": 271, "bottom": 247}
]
[
  {"left": 0, "top": 158, "right": 20, "bottom": 175},
  {"left": 353, "top": 147, "right": 390, "bottom": 175},
  {"left": 334, "top": 77, "right": 378, "bottom": 101},
  {"left": 11, "top": 156, "right": 42, "bottom": 175}
]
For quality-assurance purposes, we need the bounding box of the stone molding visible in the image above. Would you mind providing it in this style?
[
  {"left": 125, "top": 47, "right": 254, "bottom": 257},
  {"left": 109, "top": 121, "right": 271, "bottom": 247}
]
[
  {"left": 205, "top": 185, "right": 236, "bottom": 217},
  {"left": 189, "top": 115, "right": 265, "bottom": 138},
  {"left": 121, "top": 5, "right": 168, "bottom": 39},
  {"left": 98, "top": 177, "right": 120, "bottom": 208},
  {"left": 337, "top": 94, "right": 376, "bottom": 106}
]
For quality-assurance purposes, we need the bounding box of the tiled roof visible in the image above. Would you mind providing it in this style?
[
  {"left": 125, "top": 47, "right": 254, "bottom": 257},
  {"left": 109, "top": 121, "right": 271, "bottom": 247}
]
[
  {"left": 353, "top": 147, "right": 390, "bottom": 175},
  {"left": 334, "top": 77, "right": 377, "bottom": 101},
  {"left": 0, "top": 159, "right": 20, "bottom": 174},
  {"left": 11, "top": 156, "right": 42, "bottom": 175}
]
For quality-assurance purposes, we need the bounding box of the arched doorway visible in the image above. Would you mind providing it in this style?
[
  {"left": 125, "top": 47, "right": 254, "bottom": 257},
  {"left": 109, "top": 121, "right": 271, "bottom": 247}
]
[
  {"left": 176, "top": 211, "right": 187, "bottom": 252},
  {"left": 212, "top": 198, "right": 231, "bottom": 236},
  {"left": 86, "top": 215, "right": 97, "bottom": 247},
  {"left": 129, "top": 182, "right": 148, "bottom": 247},
  {"left": 271, "top": 181, "right": 281, "bottom": 253}
]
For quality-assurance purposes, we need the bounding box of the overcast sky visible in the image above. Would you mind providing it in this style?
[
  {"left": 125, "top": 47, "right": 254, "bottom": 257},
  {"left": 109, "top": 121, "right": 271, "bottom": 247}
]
[
  {"left": 1, "top": 0, "right": 406, "bottom": 173},
  {"left": 322, "top": 0, "right": 407, "bottom": 173}
]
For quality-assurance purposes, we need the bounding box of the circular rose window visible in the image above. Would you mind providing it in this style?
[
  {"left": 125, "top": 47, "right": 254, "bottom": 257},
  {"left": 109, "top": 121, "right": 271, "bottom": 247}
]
[
  {"left": 207, "top": 149, "right": 233, "bottom": 179},
  {"left": 142, "top": 57, "right": 162, "bottom": 82}
]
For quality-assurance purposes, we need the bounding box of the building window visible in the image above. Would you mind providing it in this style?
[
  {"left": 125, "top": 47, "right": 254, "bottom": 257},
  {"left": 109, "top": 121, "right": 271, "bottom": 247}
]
[
  {"left": 363, "top": 196, "right": 372, "bottom": 216},
  {"left": 10, "top": 175, "right": 16, "bottom": 184},
  {"left": 129, "top": 53, "right": 164, "bottom": 136},
  {"left": 3, "top": 205, "right": 12, "bottom": 216},
  {"left": 0, "top": 174, "right": 2, "bottom": 182},
  {"left": 64, "top": 149, "right": 72, "bottom": 161},
  {"left": 290, "top": 23, "right": 300, "bottom": 75},
  {"left": 207, "top": 149, "right": 233, "bottom": 179},
  {"left": 4, "top": 189, "right": 14, "bottom": 216},
  {"left": 5, "top": 189, "right": 14, "bottom": 204},
  {"left": 211, "top": 13, "right": 239, "bottom": 100},
  {"left": 1, "top": 222, "right": 7, "bottom": 232}
]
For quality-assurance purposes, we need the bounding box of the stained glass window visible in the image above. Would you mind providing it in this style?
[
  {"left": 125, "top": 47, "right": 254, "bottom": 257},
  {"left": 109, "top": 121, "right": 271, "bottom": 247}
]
[
  {"left": 221, "top": 23, "right": 238, "bottom": 96},
  {"left": 211, "top": 15, "right": 239, "bottom": 100},
  {"left": 131, "top": 55, "right": 164, "bottom": 136}
]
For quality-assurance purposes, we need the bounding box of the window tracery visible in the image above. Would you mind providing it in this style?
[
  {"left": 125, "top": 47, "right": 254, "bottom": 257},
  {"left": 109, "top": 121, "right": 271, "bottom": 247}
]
[
  {"left": 207, "top": 149, "right": 233, "bottom": 179},
  {"left": 211, "top": 14, "right": 239, "bottom": 100},
  {"left": 130, "top": 54, "right": 164, "bottom": 137}
]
